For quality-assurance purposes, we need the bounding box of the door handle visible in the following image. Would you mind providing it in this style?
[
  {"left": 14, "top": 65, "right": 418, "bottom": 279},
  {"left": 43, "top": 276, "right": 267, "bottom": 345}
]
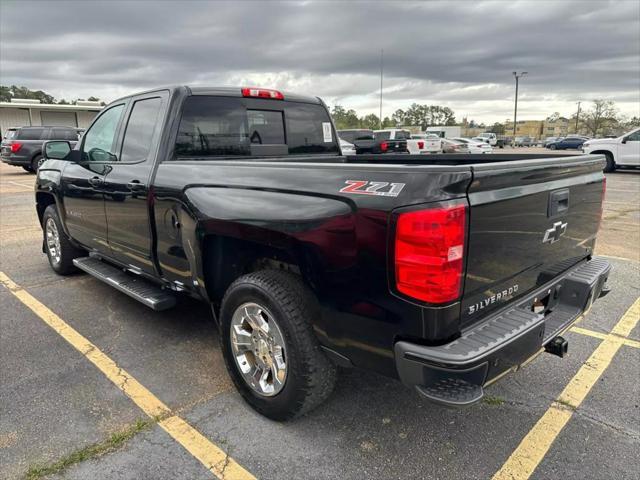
[
  {"left": 88, "top": 176, "right": 104, "bottom": 187},
  {"left": 127, "top": 180, "right": 146, "bottom": 192}
]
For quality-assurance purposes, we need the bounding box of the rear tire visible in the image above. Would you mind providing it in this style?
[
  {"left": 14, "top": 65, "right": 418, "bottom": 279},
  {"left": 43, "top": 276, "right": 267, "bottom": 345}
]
[
  {"left": 603, "top": 153, "right": 616, "bottom": 173},
  {"left": 42, "top": 205, "right": 84, "bottom": 275},
  {"left": 220, "top": 270, "right": 337, "bottom": 421},
  {"left": 22, "top": 166, "right": 33, "bottom": 173},
  {"left": 31, "top": 154, "right": 44, "bottom": 172},
  {"left": 550, "top": 144, "right": 557, "bottom": 150}
]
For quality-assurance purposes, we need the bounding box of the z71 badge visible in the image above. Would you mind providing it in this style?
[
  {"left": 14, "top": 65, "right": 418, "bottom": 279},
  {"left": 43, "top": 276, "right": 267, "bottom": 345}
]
[{"left": 339, "top": 180, "right": 405, "bottom": 197}]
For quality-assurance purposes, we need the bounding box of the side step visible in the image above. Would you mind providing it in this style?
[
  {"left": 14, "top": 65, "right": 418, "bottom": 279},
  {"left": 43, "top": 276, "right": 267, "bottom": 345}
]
[
  {"left": 73, "top": 257, "right": 176, "bottom": 311},
  {"left": 416, "top": 378, "right": 484, "bottom": 407}
]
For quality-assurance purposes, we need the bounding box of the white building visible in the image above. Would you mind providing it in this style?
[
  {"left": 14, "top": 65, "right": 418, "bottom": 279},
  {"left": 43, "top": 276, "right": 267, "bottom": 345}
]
[{"left": 0, "top": 98, "right": 103, "bottom": 136}]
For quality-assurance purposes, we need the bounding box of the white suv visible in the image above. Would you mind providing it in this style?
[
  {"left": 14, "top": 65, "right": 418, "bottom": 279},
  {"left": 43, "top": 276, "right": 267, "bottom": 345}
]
[{"left": 582, "top": 128, "right": 640, "bottom": 172}]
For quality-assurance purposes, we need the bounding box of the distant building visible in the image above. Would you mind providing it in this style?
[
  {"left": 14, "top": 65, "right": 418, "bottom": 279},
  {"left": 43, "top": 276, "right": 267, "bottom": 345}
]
[
  {"left": 0, "top": 99, "right": 103, "bottom": 136},
  {"left": 544, "top": 117, "right": 571, "bottom": 137},
  {"left": 503, "top": 120, "right": 544, "bottom": 139}
]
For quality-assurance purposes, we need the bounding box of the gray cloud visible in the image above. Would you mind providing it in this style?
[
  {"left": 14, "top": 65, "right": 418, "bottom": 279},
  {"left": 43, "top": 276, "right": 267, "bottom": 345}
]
[{"left": 1, "top": 0, "right": 638, "bottom": 123}]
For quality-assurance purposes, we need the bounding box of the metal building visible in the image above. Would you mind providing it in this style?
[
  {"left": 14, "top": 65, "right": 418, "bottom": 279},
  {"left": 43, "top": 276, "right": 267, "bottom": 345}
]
[{"left": 0, "top": 98, "right": 103, "bottom": 136}]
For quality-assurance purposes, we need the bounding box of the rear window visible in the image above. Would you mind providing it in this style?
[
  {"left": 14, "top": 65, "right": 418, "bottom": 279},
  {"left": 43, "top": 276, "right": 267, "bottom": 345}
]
[
  {"left": 175, "top": 96, "right": 339, "bottom": 158},
  {"left": 395, "top": 130, "right": 411, "bottom": 140},
  {"left": 374, "top": 131, "right": 391, "bottom": 141},
  {"left": 51, "top": 128, "right": 79, "bottom": 141},
  {"left": 17, "top": 128, "right": 46, "bottom": 140}
]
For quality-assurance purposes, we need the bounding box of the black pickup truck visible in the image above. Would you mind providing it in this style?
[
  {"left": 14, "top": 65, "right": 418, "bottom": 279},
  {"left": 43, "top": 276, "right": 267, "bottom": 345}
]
[
  {"left": 35, "top": 86, "right": 610, "bottom": 420},
  {"left": 338, "top": 128, "right": 408, "bottom": 154}
]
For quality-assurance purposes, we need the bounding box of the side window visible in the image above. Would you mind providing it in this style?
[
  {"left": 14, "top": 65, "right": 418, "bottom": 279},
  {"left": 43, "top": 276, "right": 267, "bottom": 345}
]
[
  {"left": 17, "top": 128, "right": 46, "bottom": 140},
  {"left": 121, "top": 97, "right": 163, "bottom": 163},
  {"left": 82, "top": 104, "right": 124, "bottom": 162},
  {"left": 51, "top": 128, "right": 79, "bottom": 141},
  {"left": 626, "top": 131, "right": 640, "bottom": 141}
]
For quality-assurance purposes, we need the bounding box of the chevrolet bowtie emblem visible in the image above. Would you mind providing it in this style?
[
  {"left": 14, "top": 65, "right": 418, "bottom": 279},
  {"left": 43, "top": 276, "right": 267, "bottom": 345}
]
[{"left": 543, "top": 221, "right": 568, "bottom": 244}]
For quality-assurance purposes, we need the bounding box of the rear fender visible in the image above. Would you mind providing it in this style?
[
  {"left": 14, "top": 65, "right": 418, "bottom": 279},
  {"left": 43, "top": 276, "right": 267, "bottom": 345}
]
[{"left": 184, "top": 186, "right": 356, "bottom": 302}]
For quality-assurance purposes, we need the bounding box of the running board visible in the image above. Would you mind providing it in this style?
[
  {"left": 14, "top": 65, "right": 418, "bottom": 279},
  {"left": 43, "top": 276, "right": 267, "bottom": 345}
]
[{"left": 73, "top": 257, "right": 176, "bottom": 311}]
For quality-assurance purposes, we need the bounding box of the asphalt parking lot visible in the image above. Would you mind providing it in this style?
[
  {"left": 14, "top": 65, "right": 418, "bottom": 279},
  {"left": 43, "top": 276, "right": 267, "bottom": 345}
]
[{"left": 1, "top": 157, "right": 638, "bottom": 480}]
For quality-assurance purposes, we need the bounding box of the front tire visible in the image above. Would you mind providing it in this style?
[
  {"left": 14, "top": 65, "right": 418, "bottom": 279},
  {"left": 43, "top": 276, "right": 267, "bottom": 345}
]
[
  {"left": 550, "top": 144, "right": 557, "bottom": 150},
  {"left": 42, "top": 205, "right": 84, "bottom": 275},
  {"left": 220, "top": 270, "right": 337, "bottom": 421},
  {"left": 603, "top": 153, "right": 616, "bottom": 173}
]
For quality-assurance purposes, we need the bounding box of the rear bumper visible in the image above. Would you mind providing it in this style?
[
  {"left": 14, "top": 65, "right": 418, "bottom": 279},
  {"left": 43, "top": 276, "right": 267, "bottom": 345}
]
[
  {"left": 1, "top": 155, "right": 30, "bottom": 166},
  {"left": 394, "top": 256, "right": 611, "bottom": 406}
]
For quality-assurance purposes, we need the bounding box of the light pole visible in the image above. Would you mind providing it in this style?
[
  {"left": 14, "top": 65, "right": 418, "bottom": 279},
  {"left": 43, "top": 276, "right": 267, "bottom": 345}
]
[
  {"left": 575, "top": 101, "right": 581, "bottom": 134},
  {"left": 379, "top": 49, "right": 384, "bottom": 129},
  {"left": 512, "top": 71, "right": 527, "bottom": 145}
]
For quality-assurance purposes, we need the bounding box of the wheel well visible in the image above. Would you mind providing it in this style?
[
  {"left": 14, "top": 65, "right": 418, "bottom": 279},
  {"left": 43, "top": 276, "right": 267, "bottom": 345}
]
[
  {"left": 31, "top": 150, "right": 43, "bottom": 161},
  {"left": 36, "top": 192, "right": 56, "bottom": 226},
  {"left": 202, "top": 235, "right": 310, "bottom": 306},
  {"left": 590, "top": 150, "right": 613, "bottom": 161}
]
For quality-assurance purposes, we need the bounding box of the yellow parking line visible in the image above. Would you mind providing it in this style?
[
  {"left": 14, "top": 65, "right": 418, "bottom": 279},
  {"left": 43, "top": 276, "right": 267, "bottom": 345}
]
[
  {"left": 571, "top": 326, "right": 640, "bottom": 349},
  {"left": 492, "top": 297, "right": 640, "bottom": 480},
  {"left": 0, "top": 272, "right": 256, "bottom": 480}
]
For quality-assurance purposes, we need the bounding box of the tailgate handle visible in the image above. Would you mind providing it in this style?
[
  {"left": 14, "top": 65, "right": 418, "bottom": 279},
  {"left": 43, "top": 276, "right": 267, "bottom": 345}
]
[{"left": 548, "top": 189, "right": 569, "bottom": 218}]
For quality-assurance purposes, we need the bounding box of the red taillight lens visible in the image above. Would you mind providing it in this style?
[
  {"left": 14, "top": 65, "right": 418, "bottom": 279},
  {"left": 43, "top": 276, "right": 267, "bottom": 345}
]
[
  {"left": 10, "top": 142, "right": 22, "bottom": 153},
  {"left": 380, "top": 141, "right": 388, "bottom": 152},
  {"left": 241, "top": 87, "right": 284, "bottom": 100},
  {"left": 417, "top": 141, "right": 424, "bottom": 149},
  {"left": 394, "top": 202, "right": 467, "bottom": 304}
]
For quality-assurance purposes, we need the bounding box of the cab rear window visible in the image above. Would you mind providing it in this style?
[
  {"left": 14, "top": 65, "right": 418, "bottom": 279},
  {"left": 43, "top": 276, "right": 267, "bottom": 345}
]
[{"left": 175, "top": 96, "right": 339, "bottom": 158}]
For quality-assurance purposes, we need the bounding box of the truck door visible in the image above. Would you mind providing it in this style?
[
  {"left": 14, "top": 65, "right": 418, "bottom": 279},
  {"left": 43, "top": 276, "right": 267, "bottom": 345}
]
[
  {"left": 61, "top": 103, "right": 126, "bottom": 253},
  {"left": 102, "top": 92, "right": 168, "bottom": 274},
  {"left": 620, "top": 130, "right": 640, "bottom": 165}
]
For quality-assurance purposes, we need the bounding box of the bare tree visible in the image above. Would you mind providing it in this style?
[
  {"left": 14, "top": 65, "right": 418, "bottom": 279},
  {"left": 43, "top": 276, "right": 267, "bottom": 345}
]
[{"left": 580, "top": 99, "right": 619, "bottom": 137}]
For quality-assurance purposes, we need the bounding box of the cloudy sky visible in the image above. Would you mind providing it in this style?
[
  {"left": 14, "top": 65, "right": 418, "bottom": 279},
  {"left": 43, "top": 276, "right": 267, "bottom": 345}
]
[{"left": 1, "top": 0, "right": 639, "bottom": 124}]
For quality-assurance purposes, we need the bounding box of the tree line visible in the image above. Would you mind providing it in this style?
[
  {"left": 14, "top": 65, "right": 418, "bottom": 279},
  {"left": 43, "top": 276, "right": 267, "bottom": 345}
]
[
  {"left": 331, "top": 103, "right": 457, "bottom": 131},
  {"left": 0, "top": 85, "right": 105, "bottom": 106}
]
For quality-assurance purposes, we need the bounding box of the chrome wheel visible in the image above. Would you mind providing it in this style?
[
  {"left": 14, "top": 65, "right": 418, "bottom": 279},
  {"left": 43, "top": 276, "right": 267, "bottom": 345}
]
[
  {"left": 45, "top": 217, "right": 61, "bottom": 264},
  {"left": 230, "top": 302, "right": 287, "bottom": 396}
]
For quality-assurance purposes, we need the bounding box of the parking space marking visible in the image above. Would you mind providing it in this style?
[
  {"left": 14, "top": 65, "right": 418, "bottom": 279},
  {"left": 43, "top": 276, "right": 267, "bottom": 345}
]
[
  {"left": 492, "top": 297, "right": 640, "bottom": 480},
  {"left": 0, "top": 272, "right": 256, "bottom": 480},
  {"left": 571, "top": 326, "right": 640, "bottom": 348}
]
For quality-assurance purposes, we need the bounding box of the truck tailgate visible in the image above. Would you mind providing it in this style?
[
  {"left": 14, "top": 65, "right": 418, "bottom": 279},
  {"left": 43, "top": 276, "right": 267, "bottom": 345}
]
[{"left": 461, "top": 155, "right": 605, "bottom": 326}]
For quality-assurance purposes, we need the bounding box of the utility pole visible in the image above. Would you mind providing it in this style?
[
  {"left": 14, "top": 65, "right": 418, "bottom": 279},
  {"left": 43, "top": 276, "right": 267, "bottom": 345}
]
[
  {"left": 575, "top": 101, "right": 581, "bottom": 134},
  {"left": 379, "top": 49, "right": 383, "bottom": 129},
  {"left": 512, "top": 71, "right": 527, "bottom": 145}
]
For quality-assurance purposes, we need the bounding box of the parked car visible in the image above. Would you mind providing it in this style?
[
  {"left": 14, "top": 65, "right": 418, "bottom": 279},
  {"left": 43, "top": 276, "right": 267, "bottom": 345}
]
[
  {"left": 440, "top": 138, "right": 465, "bottom": 153},
  {"left": 339, "top": 138, "right": 356, "bottom": 156},
  {"left": 514, "top": 136, "right": 533, "bottom": 147},
  {"left": 407, "top": 132, "right": 442, "bottom": 154},
  {"left": 338, "top": 129, "right": 406, "bottom": 154},
  {"left": 547, "top": 136, "right": 586, "bottom": 150},
  {"left": 452, "top": 137, "right": 493, "bottom": 154},
  {"left": 1, "top": 125, "right": 81, "bottom": 172},
  {"left": 582, "top": 128, "right": 640, "bottom": 171},
  {"left": 36, "top": 85, "right": 610, "bottom": 420}
]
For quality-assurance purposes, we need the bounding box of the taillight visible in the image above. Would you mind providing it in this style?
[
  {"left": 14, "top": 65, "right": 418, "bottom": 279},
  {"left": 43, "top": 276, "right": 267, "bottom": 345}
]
[
  {"left": 394, "top": 201, "right": 467, "bottom": 304},
  {"left": 10, "top": 142, "right": 22, "bottom": 153},
  {"left": 380, "top": 141, "right": 388, "bottom": 152},
  {"left": 241, "top": 87, "right": 284, "bottom": 100},
  {"left": 417, "top": 141, "right": 424, "bottom": 149}
]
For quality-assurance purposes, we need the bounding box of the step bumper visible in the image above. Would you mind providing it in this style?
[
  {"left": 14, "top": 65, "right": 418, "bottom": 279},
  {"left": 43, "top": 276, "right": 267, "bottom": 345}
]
[{"left": 394, "top": 257, "right": 611, "bottom": 406}]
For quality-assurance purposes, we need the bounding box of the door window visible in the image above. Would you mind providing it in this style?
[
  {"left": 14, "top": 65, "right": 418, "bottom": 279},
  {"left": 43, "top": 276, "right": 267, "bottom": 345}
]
[
  {"left": 626, "top": 131, "right": 640, "bottom": 141},
  {"left": 120, "top": 97, "right": 163, "bottom": 163},
  {"left": 82, "top": 104, "right": 124, "bottom": 162}
]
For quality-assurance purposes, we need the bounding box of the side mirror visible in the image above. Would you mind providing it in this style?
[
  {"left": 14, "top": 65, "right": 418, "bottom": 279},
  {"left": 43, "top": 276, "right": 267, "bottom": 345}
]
[
  {"left": 44, "top": 140, "right": 72, "bottom": 160},
  {"left": 621, "top": 137, "right": 628, "bottom": 144}
]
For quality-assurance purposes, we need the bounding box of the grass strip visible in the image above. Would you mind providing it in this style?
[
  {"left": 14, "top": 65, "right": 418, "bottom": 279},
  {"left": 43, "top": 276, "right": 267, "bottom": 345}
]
[{"left": 24, "top": 418, "right": 154, "bottom": 480}]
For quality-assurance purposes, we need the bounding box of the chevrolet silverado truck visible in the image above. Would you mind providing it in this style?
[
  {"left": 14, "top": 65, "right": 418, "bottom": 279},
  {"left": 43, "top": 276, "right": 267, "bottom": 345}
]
[{"left": 35, "top": 86, "right": 611, "bottom": 420}]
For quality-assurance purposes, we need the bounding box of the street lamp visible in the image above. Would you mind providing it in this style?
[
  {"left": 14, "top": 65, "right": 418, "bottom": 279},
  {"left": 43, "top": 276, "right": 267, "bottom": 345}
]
[{"left": 512, "top": 71, "right": 528, "bottom": 145}]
